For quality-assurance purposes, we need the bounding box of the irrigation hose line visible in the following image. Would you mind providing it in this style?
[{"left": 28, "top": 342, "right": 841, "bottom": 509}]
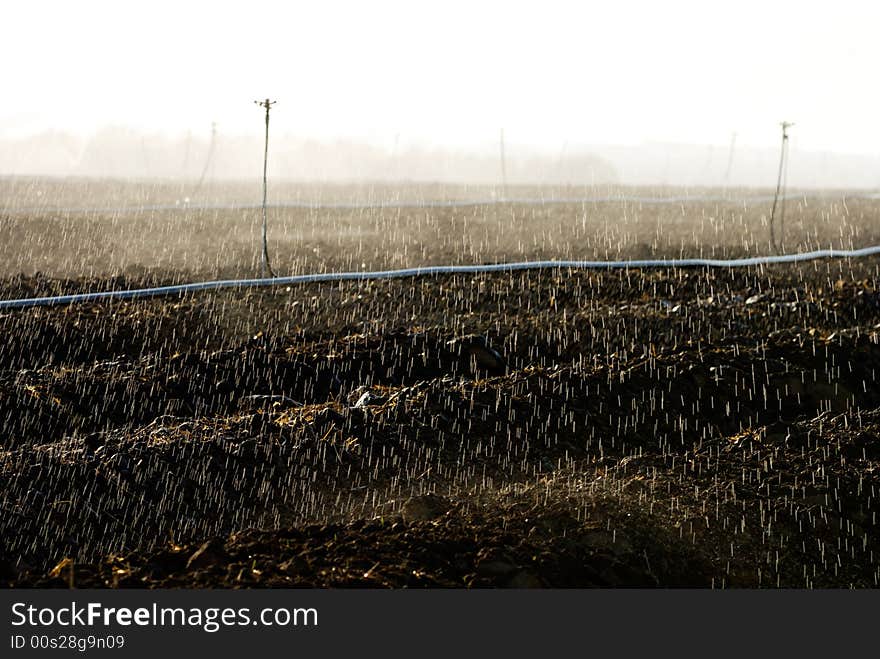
[
  {"left": 5, "top": 191, "right": 880, "bottom": 215},
  {"left": 3, "top": 244, "right": 880, "bottom": 310}
]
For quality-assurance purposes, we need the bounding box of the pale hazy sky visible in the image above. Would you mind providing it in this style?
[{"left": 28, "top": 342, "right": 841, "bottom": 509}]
[{"left": 3, "top": 1, "right": 879, "bottom": 154}]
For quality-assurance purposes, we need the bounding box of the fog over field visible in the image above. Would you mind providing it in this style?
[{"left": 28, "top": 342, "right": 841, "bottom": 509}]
[
  {"left": 4, "top": 2, "right": 880, "bottom": 190},
  {"left": 2, "top": 129, "right": 880, "bottom": 189}
]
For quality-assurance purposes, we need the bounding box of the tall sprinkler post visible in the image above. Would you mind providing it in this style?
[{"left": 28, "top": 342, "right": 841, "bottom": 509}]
[
  {"left": 254, "top": 98, "right": 277, "bottom": 278},
  {"left": 182, "top": 129, "right": 192, "bottom": 174},
  {"left": 723, "top": 131, "right": 737, "bottom": 188},
  {"left": 499, "top": 128, "right": 508, "bottom": 200},
  {"left": 769, "top": 121, "right": 793, "bottom": 253},
  {"left": 194, "top": 121, "right": 217, "bottom": 195}
]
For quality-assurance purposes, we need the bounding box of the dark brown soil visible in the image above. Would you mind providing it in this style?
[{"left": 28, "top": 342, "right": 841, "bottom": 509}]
[{"left": 2, "top": 259, "right": 880, "bottom": 587}]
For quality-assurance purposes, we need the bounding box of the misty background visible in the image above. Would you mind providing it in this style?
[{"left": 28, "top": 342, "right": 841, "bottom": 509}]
[
  {"left": 3, "top": 1, "right": 880, "bottom": 189},
  {"left": 2, "top": 128, "right": 879, "bottom": 189}
]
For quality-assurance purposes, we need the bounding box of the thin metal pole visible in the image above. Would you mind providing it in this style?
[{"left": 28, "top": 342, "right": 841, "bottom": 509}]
[
  {"left": 195, "top": 122, "right": 217, "bottom": 193},
  {"left": 255, "top": 99, "right": 276, "bottom": 278},
  {"left": 182, "top": 130, "right": 192, "bottom": 174},
  {"left": 780, "top": 135, "right": 790, "bottom": 252},
  {"left": 723, "top": 131, "right": 737, "bottom": 187},
  {"left": 499, "top": 128, "right": 508, "bottom": 200},
  {"left": 769, "top": 121, "right": 793, "bottom": 253}
]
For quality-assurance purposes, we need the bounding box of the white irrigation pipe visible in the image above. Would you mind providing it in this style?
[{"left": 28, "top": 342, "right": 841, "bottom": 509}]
[
  {"left": 3, "top": 245, "right": 880, "bottom": 310},
  {"left": 4, "top": 191, "right": 880, "bottom": 215}
]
